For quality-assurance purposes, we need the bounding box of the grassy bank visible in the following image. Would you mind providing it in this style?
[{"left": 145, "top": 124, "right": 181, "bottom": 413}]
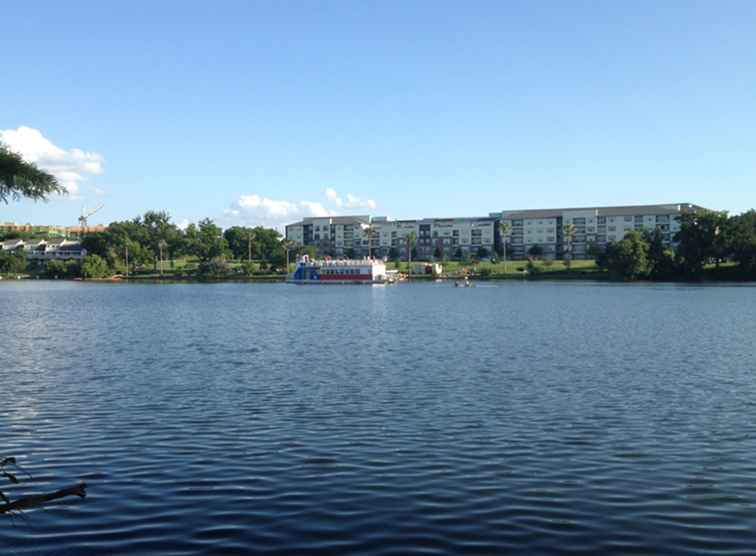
[{"left": 7, "top": 258, "right": 755, "bottom": 284}]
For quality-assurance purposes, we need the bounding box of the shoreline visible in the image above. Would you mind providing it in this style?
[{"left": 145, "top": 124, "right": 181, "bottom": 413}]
[{"left": 4, "top": 273, "right": 755, "bottom": 285}]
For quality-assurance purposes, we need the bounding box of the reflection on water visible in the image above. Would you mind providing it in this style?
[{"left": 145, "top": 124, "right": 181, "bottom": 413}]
[{"left": 1, "top": 281, "right": 756, "bottom": 555}]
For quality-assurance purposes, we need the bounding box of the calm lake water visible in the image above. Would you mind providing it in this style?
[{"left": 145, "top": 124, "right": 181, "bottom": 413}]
[{"left": 2, "top": 280, "right": 756, "bottom": 555}]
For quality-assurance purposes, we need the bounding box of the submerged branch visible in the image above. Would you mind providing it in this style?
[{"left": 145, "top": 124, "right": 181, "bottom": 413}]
[{"left": 0, "top": 482, "right": 87, "bottom": 514}]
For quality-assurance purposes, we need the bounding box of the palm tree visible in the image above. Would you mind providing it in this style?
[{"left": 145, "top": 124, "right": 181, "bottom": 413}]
[
  {"left": 563, "top": 223, "right": 576, "bottom": 269},
  {"left": 283, "top": 239, "right": 296, "bottom": 274},
  {"left": 407, "top": 231, "right": 418, "bottom": 277},
  {"left": 362, "top": 222, "right": 375, "bottom": 258},
  {"left": 498, "top": 220, "right": 511, "bottom": 262}
]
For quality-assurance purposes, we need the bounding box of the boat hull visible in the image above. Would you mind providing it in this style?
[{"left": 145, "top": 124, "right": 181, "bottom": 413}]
[{"left": 286, "top": 278, "right": 386, "bottom": 285}]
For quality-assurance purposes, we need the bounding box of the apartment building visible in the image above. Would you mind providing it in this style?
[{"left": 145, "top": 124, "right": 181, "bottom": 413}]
[
  {"left": 499, "top": 203, "right": 703, "bottom": 260},
  {"left": 285, "top": 215, "right": 370, "bottom": 255},
  {"left": 286, "top": 215, "right": 497, "bottom": 259},
  {"left": 1, "top": 238, "right": 87, "bottom": 261}
]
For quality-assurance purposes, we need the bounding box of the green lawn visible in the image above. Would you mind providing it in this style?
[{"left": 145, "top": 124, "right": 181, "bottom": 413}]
[
  {"left": 122, "top": 257, "right": 600, "bottom": 280},
  {"left": 386, "top": 259, "right": 599, "bottom": 276}
]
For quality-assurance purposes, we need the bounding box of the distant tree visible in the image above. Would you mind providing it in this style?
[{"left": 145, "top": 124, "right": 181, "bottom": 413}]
[
  {"left": 253, "top": 227, "right": 284, "bottom": 262},
  {"left": 44, "top": 259, "right": 67, "bottom": 278},
  {"left": 586, "top": 241, "right": 603, "bottom": 260},
  {"left": 454, "top": 247, "right": 463, "bottom": 260},
  {"left": 344, "top": 248, "right": 356, "bottom": 259},
  {"left": 241, "top": 261, "right": 257, "bottom": 276},
  {"left": 406, "top": 232, "right": 417, "bottom": 266},
  {"left": 675, "top": 210, "right": 728, "bottom": 277},
  {"left": 197, "top": 257, "right": 229, "bottom": 277},
  {"left": 476, "top": 246, "right": 489, "bottom": 259},
  {"left": 727, "top": 210, "right": 756, "bottom": 274},
  {"left": 190, "top": 219, "right": 228, "bottom": 262},
  {"left": 81, "top": 254, "right": 110, "bottom": 279},
  {"left": 0, "top": 143, "right": 64, "bottom": 203},
  {"left": 646, "top": 228, "right": 677, "bottom": 280},
  {"left": 65, "top": 259, "right": 82, "bottom": 277},
  {"left": 527, "top": 244, "right": 544, "bottom": 259},
  {"left": 298, "top": 244, "right": 318, "bottom": 259},
  {"left": 562, "top": 223, "right": 576, "bottom": 263},
  {"left": 362, "top": 222, "right": 376, "bottom": 258},
  {"left": 603, "top": 231, "right": 650, "bottom": 280},
  {"left": 433, "top": 245, "right": 443, "bottom": 260},
  {"left": 497, "top": 221, "right": 511, "bottom": 259},
  {"left": 0, "top": 251, "right": 27, "bottom": 274},
  {"left": 388, "top": 246, "right": 399, "bottom": 261},
  {"left": 223, "top": 226, "right": 255, "bottom": 261},
  {"left": 142, "top": 211, "right": 181, "bottom": 269}
]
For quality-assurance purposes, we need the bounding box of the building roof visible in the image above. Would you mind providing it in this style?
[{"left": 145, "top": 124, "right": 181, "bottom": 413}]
[
  {"left": 56, "top": 244, "right": 84, "bottom": 253},
  {"left": 501, "top": 203, "right": 705, "bottom": 219},
  {"left": 288, "top": 215, "right": 371, "bottom": 227},
  {"left": 2, "top": 239, "right": 25, "bottom": 249}
]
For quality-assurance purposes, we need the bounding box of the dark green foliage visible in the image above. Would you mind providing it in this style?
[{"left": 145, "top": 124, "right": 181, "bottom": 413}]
[
  {"left": 197, "top": 258, "right": 229, "bottom": 277},
  {"left": 81, "top": 254, "right": 110, "bottom": 279},
  {"left": 0, "top": 251, "right": 27, "bottom": 274},
  {"left": 476, "top": 246, "right": 489, "bottom": 259},
  {"left": 727, "top": 210, "right": 756, "bottom": 274},
  {"left": 45, "top": 259, "right": 67, "bottom": 277},
  {"left": 602, "top": 231, "right": 650, "bottom": 280},
  {"left": 44, "top": 259, "right": 80, "bottom": 278},
  {"left": 646, "top": 228, "right": 677, "bottom": 280},
  {"left": 223, "top": 226, "right": 284, "bottom": 261},
  {"left": 297, "top": 245, "right": 318, "bottom": 259},
  {"left": 186, "top": 219, "right": 228, "bottom": 262},
  {"left": 527, "top": 245, "right": 543, "bottom": 259},
  {"left": 388, "top": 247, "right": 399, "bottom": 261},
  {"left": 675, "top": 210, "right": 728, "bottom": 277},
  {"left": 0, "top": 143, "right": 64, "bottom": 203}
]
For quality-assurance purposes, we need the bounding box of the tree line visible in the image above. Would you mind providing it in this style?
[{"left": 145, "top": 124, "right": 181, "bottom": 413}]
[
  {"left": 79, "top": 212, "right": 297, "bottom": 277},
  {"left": 594, "top": 209, "right": 756, "bottom": 280}
]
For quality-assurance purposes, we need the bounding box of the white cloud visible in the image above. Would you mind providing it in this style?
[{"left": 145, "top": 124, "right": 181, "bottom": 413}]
[
  {"left": 222, "top": 188, "right": 378, "bottom": 229},
  {"left": 345, "top": 192, "right": 376, "bottom": 210},
  {"left": 324, "top": 187, "right": 343, "bottom": 207},
  {"left": 223, "top": 194, "right": 337, "bottom": 229},
  {"left": 0, "top": 126, "right": 104, "bottom": 197}
]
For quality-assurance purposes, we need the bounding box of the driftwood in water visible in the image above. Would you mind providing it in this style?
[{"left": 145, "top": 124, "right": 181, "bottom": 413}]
[{"left": 0, "top": 482, "right": 87, "bottom": 514}]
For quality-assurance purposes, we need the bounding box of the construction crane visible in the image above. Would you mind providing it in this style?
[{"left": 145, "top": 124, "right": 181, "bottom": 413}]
[{"left": 78, "top": 204, "right": 104, "bottom": 233}]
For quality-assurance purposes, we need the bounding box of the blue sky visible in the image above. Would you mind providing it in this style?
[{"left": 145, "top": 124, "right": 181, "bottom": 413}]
[{"left": 2, "top": 1, "right": 755, "bottom": 229}]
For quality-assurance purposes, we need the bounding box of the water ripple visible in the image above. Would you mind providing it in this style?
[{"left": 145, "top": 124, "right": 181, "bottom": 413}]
[{"left": 1, "top": 281, "right": 756, "bottom": 555}]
